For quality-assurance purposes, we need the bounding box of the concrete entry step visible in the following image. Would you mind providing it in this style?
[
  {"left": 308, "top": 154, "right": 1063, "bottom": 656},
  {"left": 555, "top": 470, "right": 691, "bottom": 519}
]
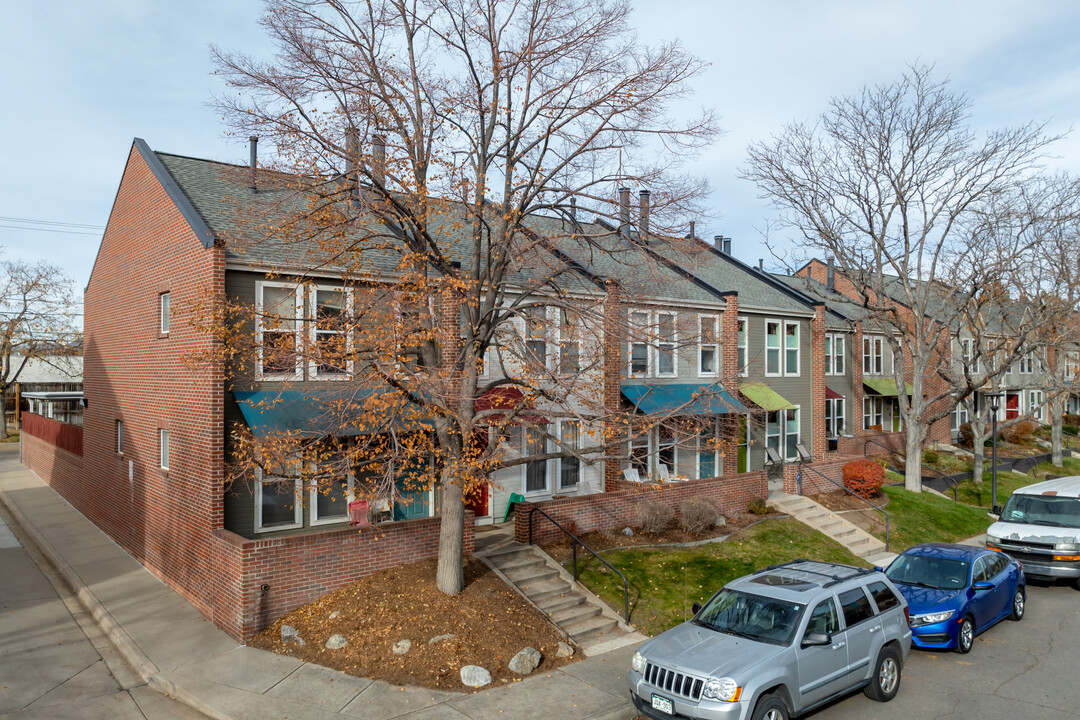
[{"left": 768, "top": 492, "right": 890, "bottom": 562}]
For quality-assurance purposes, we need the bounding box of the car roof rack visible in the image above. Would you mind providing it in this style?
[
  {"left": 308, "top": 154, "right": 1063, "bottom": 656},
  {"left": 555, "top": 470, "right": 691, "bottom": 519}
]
[{"left": 754, "top": 559, "right": 875, "bottom": 588}]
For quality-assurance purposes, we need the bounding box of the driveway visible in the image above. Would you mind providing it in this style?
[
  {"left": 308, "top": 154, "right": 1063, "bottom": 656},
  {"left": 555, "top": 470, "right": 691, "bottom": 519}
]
[{"left": 815, "top": 580, "right": 1079, "bottom": 720}]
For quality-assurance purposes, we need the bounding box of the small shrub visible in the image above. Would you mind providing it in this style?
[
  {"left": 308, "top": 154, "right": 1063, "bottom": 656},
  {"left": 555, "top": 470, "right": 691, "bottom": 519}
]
[
  {"left": 747, "top": 496, "right": 770, "bottom": 515},
  {"left": 1003, "top": 420, "right": 1039, "bottom": 444},
  {"left": 843, "top": 459, "right": 885, "bottom": 500},
  {"left": 1064, "top": 414, "right": 1080, "bottom": 427},
  {"left": 957, "top": 422, "right": 974, "bottom": 447},
  {"left": 1064, "top": 424, "right": 1079, "bottom": 437},
  {"left": 635, "top": 501, "right": 674, "bottom": 534},
  {"left": 679, "top": 497, "right": 718, "bottom": 534}
]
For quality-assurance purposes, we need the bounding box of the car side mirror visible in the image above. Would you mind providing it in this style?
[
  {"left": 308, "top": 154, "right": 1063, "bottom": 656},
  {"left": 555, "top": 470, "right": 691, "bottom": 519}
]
[
  {"left": 691, "top": 602, "right": 702, "bottom": 615},
  {"left": 801, "top": 631, "right": 831, "bottom": 648},
  {"left": 873, "top": 566, "right": 884, "bottom": 573},
  {"left": 973, "top": 581, "right": 994, "bottom": 591}
]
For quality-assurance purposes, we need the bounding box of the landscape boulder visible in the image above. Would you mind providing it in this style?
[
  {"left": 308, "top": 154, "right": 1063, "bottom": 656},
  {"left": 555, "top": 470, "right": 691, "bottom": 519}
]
[
  {"left": 509, "top": 647, "right": 542, "bottom": 674},
  {"left": 460, "top": 665, "right": 492, "bottom": 688},
  {"left": 392, "top": 639, "right": 412, "bottom": 655},
  {"left": 280, "top": 625, "right": 304, "bottom": 646},
  {"left": 325, "top": 634, "right": 348, "bottom": 650}
]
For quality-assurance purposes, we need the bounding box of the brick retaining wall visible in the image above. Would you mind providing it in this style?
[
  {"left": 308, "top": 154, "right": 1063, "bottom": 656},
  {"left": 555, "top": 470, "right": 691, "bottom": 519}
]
[{"left": 838, "top": 432, "right": 905, "bottom": 457}]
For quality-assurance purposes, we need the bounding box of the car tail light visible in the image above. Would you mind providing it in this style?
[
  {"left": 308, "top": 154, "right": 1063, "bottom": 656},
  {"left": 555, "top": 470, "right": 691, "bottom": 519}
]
[{"left": 903, "top": 606, "right": 910, "bottom": 626}]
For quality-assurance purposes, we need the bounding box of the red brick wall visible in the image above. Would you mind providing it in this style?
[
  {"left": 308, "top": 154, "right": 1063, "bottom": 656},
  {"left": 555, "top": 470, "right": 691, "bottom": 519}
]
[
  {"left": 721, "top": 294, "right": 741, "bottom": 475},
  {"left": 22, "top": 413, "right": 82, "bottom": 456},
  {"left": 513, "top": 472, "right": 768, "bottom": 545},
  {"left": 22, "top": 432, "right": 84, "bottom": 498},
  {"left": 837, "top": 431, "right": 905, "bottom": 456},
  {"left": 210, "top": 512, "right": 474, "bottom": 641},
  {"left": 782, "top": 455, "right": 863, "bottom": 496},
  {"left": 603, "top": 281, "right": 624, "bottom": 492},
  {"left": 811, "top": 305, "right": 826, "bottom": 460},
  {"left": 80, "top": 142, "right": 227, "bottom": 622}
]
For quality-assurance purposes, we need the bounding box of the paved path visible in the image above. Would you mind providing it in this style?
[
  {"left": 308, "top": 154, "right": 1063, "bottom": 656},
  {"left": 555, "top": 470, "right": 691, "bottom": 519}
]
[
  {"left": 0, "top": 490, "right": 207, "bottom": 719},
  {"left": 0, "top": 446, "right": 639, "bottom": 720}
]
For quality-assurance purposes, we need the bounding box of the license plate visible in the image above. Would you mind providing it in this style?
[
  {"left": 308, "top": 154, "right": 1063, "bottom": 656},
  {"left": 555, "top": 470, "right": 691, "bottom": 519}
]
[{"left": 651, "top": 694, "right": 674, "bottom": 715}]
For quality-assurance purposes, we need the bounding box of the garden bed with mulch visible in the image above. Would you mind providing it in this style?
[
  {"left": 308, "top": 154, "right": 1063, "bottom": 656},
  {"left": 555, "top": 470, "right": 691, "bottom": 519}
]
[{"left": 250, "top": 557, "right": 574, "bottom": 691}]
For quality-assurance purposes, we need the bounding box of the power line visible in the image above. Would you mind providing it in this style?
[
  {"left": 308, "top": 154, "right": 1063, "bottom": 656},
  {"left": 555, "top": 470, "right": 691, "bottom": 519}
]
[
  {"left": 0, "top": 216, "right": 105, "bottom": 230},
  {"left": 0, "top": 224, "right": 101, "bottom": 236}
]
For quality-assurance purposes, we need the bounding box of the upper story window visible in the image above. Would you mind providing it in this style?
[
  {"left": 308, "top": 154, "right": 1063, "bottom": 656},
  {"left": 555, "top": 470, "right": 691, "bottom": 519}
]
[
  {"left": 1067, "top": 351, "right": 1080, "bottom": 379},
  {"left": 559, "top": 307, "right": 581, "bottom": 375},
  {"left": 1019, "top": 351, "right": 1035, "bottom": 374},
  {"left": 863, "top": 335, "right": 883, "bottom": 375},
  {"left": 310, "top": 286, "right": 353, "bottom": 378},
  {"left": 655, "top": 312, "right": 677, "bottom": 377},
  {"left": 629, "top": 310, "right": 650, "bottom": 377},
  {"left": 765, "top": 321, "right": 781, "bottom": 376},
  {"left": 160, "top": 292, "right": 170, "bottom": 335},
  {"left": 766, "top": 319, "right": 799, "bottom": 377},
  {"left": 523, "top": 305, "right": 549, "bottom": 373},
  {"left": 256, "top": 282, "right": 302, "bottom": 380},
  {"left": 825, "top": 333, "right": 845, "bottom": 375},
  {"left": 698, "top": 314, "right": 719, "bottom": 377},
  {"left": 737, "top": 317, "right": 748, "bottom": 376},
  {"left": 116, "top": 420, "right": 124, "bottom": 455},
  {"left": 159, "top": 429, "right": 170, "bottom": 470},
  {"left": 784, "top": 321, "right": 800, "bottom": 376}
]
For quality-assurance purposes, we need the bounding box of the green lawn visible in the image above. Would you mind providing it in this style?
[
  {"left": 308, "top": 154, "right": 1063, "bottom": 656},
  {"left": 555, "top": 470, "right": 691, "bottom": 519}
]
[
  {"left": 1035, "top": 457, "right": 1080, "bottom": 478},
  {"left": 569, "top": 518, "right": 867, "bottom": 636},
  {"left": 877, "top": 485, "right": 993, "bottom": 550},
  {"left": 950, "top": 471, "right": 1040, "bottom": 508}
]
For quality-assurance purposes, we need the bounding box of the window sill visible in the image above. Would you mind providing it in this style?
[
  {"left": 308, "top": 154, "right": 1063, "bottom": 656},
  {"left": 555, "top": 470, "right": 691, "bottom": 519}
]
[
  {"left": 255, "top": 522, "right": 304, "bottom": 534},
  {"left": 157, "top": 332, "right": 170, "bottom": 340}
]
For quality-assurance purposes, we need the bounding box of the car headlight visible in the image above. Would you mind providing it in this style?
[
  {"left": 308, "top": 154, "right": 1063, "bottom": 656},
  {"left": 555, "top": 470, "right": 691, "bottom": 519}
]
[
  {"left": 1055, "top": 541, "right": 1080, "bottom": 552},
  {"left": 702, "top": 677, "right": 741, "bottom": 702},
  {"left": 911, "top": 610, "right": 955, "bottom": 626},
  {"left": 631, "top": 651, "right": 646, "bottom": 674},
  {"left": 986, "top": 534, "right": 1001, "bottom": 546}
]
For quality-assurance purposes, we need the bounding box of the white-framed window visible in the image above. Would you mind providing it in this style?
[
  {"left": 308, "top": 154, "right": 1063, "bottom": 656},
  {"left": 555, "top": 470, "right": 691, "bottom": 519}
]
[
  {"left": 697, "top": 418, "right": 718, "bottom": 479},
  {"left": 832, "top": 334, "right": 845, "bottom": 375},
  {"left": 558, "top": 421, "right": 581, "bottom": 490},
  {"left": 1028, "top": 390, "right": 1045, "bottom": 422},
  {"left": 629, "top": 310, "right": 650, "bottom": 378},
  {"left": 766, "top": 411, "right": 782, "bottom": 456},
  {"left": 655, "top": 312, "right": 677, "bottom": 377},
  {"left": 523, "top": 305, "right": 549, "bottom": 374},
  {"left": 863, "top": 335, "right": 883, "bottom": 375},
  {"left": 825, "top": 397, "right": 845, "bottom": 437},
  {"left": 952, "top": 402, "right": 969, "bottom": 432},
  {"left": 256, "top": 281, "right": 302, "bottom": 380},
  {"left": 1019, "top": 351, "right": 1035, "bottom": 374},
  {"left": 116, "top": 420, "right": 124, "bottom": 455},
  {"left": 255, "top": 468, "right": 303, "bottom": 532},
  {"left": 559, "top": 307, "right": 581, "bottom": 375},
  {"left": 629, "top": 432, "right": 650, "bottom": 478},
  {"left": 698, "top": 314, "right": 719, "bottom": 377},
  {"left": 160, "top": 292, "right": 170, "bottom": 334},
  {"left": 784, "top": 321, "right": 800, "bottom": 376},
  {"left": 863, "top": 397, "right": 885, "bottom": 431},
  {"left": 309, "top": 286, "right": 354, "bottom": 378},
  {"left": 159, "top": 429, "right": 169, "bottom": 470},
  {"left": 737, "top": 317, "right": 748, "bottom": 376},
  {"left": 1066, "top": 351, "right": 1080, "bottom": 380},
  {"left": 765, "top": 408, "right": 800, "bottom": 462},
  {"left": 524, "top": 425, "right": 548, "bottom": 494},
  {"left": 657, "top": 425, "right": 677, "bottom": 476},
  {"left": 765, "top": 320, "right": 782, "bottom": 376},
  {"left": 891, "top": 338, "right": 902, "bottom": 375},
  {"left": 824, "top": 334, "right": 833, "bottom": 375},
  {"left": 309, "top": 465, "right": 353, "bottom": 526},
  {"left": 784, "top": 407, "right": 800, "bottom": 461}
]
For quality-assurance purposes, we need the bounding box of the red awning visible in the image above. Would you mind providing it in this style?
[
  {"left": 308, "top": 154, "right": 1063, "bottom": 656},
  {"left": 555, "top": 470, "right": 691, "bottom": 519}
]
[
  {"left": 825, "top": 387, "right": 843, "bottom": 400},
  {"left": 474, "top": 387, "right": 549, "bottom": 425}
]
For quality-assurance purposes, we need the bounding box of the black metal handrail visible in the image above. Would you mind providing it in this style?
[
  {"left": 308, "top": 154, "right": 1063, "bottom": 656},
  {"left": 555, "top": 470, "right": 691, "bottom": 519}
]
[
  {"left": 528, "top": 507, "right": 630, "bottom": 623},
  {"left": 797, "top": 461, "right": 890, "bottom": 552},
  {"left": 1062, "top": 430, "right": 1080, "bottom": 453},
  {"left": 862, "top": 438, "right": 970, "bottom": 499}
]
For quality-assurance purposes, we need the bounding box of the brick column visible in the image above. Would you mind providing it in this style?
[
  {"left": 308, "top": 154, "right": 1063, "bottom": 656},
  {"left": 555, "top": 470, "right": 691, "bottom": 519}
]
[
  {"left": 811, "top": 304, "right": 826, "bottom": 461},
  {"left": 603, "top": 280, "right": 624, "bottom": 492},
  {"left": 720, "top": 293, "right": 741, "bottom": 475}
]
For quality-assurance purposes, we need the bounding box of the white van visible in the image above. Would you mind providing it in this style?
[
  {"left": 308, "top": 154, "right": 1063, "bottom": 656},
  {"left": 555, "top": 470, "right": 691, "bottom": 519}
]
[{"left": 986, "top": 476, "right": 1080, "bottom": 587}]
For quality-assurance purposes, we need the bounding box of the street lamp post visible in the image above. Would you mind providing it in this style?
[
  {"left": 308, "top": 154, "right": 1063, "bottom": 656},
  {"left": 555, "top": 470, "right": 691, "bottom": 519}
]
[{"left": 986, "top": 392, "right": 1003, "bottom": 513}]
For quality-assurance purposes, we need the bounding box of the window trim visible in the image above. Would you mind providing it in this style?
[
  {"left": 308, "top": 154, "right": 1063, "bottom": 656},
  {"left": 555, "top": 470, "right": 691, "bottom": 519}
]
[
  {"left": 628, "top": 310, "right": 651, "bottom": 378},
  {"left": 159, "top": 292, "right": 170, "bottom": 335},
  {"left": 825, "top": 333, "right": 845, "bottom": 375},
  {"left": 522, "top": 424, "right": 550, "bottom": 496},
  {"left": 863, "top": 335, "right": 883, "bottom": 375},
  {"left": 256, "top": 281, "right": 303, "bottom": 381},
  {"left": 557, "top": 420, "right": 582, "bottom": 491},
  {"left": 765, "top": 320, "right": 782, "bottom": 377},
  {"left": 825, "top": 397, "right": 846, "bottom": 437},
  {"left": 783, "top": 321, "right": 800, "bottom": 377},
  {"left": 159, "top": 429, "right": 169, "bottom": 470},
  {"left": 737, "top": 317, "right": 749, "bottom": 377},
  {"left": 309, "top": 472, "right": 354, "bottom": 526},
  {"left": 654, "top": 311, "right": 678, "bottom": 378},
  {"left": 1028, "top": 389, "right": 1045, "bottom": 422},
  {"left": 523, "top": 305, "right": 550, "bottom": 375},
  {"left": 697, "top": 417, "right": 719, "bottom": 480},
  {"left": 254, "top": 468, "right": 303, "bottom": 533},
  {"left": 784, "top": 405, "right": 801, "bottom": 462},
  {"left": 698, "top": 314, "right": 720, "bottom": 378},
  {"left": 308, "top": 285, "right": 355, "bottom": 379},
  {"left": 863, "top": 396, "right": 885, "bottom": 431},
  {"left": 116, "top": 420, "right": 124, "bottom": 456},
  {"left": 558, "top": 307, "right": 583, "bottom": 376}
]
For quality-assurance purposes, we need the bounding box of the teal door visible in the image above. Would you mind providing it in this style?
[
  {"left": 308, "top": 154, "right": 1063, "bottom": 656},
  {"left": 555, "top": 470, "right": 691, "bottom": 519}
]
[{"left": 394, "top": 457, "right": 432, "bottom": 520}]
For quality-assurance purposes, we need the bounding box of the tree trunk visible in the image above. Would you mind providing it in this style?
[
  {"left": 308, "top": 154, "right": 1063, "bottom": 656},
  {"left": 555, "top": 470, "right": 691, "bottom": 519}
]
[
  {"left": 0, "top": 386, "right": 9, "bottom": 439},
  {"left": 904, "top": 424, "right": 925, "bottom": 492},
  {"left": 435, "top": 466, "right": 465, "bottom": 595},
  {"left": 971, "top": 410, "right": 986, "bottom": 484},
  {"left": 1052, "top": 394, "right": 1064, "bottom": 467}
]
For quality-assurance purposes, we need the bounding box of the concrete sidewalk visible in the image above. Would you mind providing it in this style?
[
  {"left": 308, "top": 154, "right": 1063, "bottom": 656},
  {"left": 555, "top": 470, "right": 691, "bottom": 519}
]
[{"left": 0, "top": 449, "right": 640, "bottom": 720}]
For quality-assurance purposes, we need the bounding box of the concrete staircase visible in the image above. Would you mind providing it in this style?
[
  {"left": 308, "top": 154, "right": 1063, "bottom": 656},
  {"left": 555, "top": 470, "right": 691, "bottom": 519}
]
[
  {"left": 767, "top": 493, "right": 897, "bottom": 567},
  {"left": 473, "top": 527, "right": 646, "bottom": 655}
]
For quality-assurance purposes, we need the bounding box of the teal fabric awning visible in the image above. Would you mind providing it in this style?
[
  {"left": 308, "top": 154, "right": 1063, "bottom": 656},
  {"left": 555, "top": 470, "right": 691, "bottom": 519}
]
[
  {"left": 232, "top": 390, "right": 432, "bottom": 437},
  {"left": 620, "top": 383, "right": 747, "bottom": 416}
]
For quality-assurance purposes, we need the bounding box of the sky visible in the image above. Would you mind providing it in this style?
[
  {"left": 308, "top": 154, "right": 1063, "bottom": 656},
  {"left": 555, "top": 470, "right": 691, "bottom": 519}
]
[{"left": 5, "top": 0, "right": 1080, "bottom": 298}]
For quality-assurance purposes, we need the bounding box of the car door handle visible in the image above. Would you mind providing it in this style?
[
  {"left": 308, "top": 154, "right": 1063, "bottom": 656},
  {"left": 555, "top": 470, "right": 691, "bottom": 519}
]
[
  {"left": 868, "top": 625, "right": 881, "bottom": 633},
  {"left": 832, "top": 642, "right": 846, "bottom": 649}
]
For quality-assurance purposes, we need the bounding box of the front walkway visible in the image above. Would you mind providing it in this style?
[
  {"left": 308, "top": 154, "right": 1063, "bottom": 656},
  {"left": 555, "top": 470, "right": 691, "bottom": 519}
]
[{"left": 0, "top": 446, "right": 639, "bottom": 720}]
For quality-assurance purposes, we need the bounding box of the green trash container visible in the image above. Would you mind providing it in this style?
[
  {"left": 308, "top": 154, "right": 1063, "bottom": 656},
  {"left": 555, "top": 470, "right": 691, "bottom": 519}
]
[{"left": 503, "top": 492, "right": 525, "bottom": 523}]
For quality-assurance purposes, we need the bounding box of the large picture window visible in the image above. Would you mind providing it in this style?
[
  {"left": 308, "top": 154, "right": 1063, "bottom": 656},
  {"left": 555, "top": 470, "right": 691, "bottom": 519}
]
[{"left": 255, "top": 468, "right": 302, "bottom": 532}]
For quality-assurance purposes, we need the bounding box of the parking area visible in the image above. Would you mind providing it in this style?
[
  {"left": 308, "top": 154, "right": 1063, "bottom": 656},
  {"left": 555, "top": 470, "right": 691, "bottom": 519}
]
[{"left": 815, "top": 579, "right": 1080, "bottom": 720}]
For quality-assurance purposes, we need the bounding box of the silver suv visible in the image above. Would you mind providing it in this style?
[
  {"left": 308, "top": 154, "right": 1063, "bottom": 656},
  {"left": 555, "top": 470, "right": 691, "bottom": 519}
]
[{"left": 628, "top": 560, "right": 912, "bottom": 720}]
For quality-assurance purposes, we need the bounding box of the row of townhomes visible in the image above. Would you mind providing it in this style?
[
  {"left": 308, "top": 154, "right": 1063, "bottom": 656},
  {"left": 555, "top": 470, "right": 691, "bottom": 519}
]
[{"left": 19, "top": 138, "right": 1077, "bottom": 641}]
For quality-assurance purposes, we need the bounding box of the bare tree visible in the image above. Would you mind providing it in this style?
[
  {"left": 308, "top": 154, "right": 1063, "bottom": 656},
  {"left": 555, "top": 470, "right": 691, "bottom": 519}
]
[
  {"left": 0, "top": 257, "right": 80, "bottom": 438},
  {"left": 743, "top": 65, "right": 1060, "bottom": 491},
  {"left": 210, "top": 0, "right": 719, "bottom": 594}
]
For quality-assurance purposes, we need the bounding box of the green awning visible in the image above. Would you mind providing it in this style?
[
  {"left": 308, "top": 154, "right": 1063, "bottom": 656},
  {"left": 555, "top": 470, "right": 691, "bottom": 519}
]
[
  {"left": 739, "top": 383, "right": 796, "bottom": 411},
  {"left": 862, "top": 378, "right": 914, "bottom": 397},
  {"left": 621, "top": 383, "right": 748, "bottom": 415}
]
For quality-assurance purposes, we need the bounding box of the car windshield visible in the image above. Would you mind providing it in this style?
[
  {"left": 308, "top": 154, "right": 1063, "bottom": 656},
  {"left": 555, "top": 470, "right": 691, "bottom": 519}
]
[
  {"left": 885, "top": 554, "right": 969, "bottom": 590},
  {"left": 1000, "top": 494, "right": 1080, "bottom": 528},
  {"left": 694, "top": 589, "right": 802, "bottom": 646}
]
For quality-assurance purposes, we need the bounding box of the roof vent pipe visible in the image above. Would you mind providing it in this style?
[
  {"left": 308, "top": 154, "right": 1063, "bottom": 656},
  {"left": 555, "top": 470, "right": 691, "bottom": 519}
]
[
  {"left": 689, "top": 220, "right": 696, "bottom": 240},
  {"left": 248, "top": 136, "right": 258, "bottom": 192},
  {"left": 618, "top": 187, "right": 631, "bottom": 238},
  {"left": 714, "top": 235, "right": 723, "bottom": 249},
  {"left": 372, "top": 134, "right": 386, "bottom": 187},
  {"left": 723, "top": 238, "right": 732, "bottom": 254},
  {"left": 569, "top": 196, "right": 577, "bottom": 221},
  {"left": 638, "top": 190, "right": 650, "bottom": 243},
  {"left": 758, "top": 258, "right": 764, "bottom": 271},
  {"left": 827, "top": 256, "right": 835, "bottom": 290}
]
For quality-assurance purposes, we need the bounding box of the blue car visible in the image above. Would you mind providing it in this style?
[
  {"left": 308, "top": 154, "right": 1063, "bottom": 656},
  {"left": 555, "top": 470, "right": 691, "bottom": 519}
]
[{"left": 883, "top": 543, "right": 1025, "bottom": 653}]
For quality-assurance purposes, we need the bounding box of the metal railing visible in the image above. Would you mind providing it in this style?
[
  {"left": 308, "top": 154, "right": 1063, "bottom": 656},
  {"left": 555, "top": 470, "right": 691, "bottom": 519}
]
[
  {"left": 528, "top": 507, "right": 630, "bottom": 623},
  {"left": 1062, "top": 430, "right": 1080, "bottom": 454},
  {"left": 798, "top": 461, "right": 890, "bottom": 552},
  {"left": 861, "top": 438, "right": 960, "bottom": 500}
]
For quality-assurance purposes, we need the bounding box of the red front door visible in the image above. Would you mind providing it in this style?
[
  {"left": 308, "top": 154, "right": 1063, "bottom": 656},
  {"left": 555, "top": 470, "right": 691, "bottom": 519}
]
[
  {"left": 1006, "top": 393, "right": 1019, "bottom": 420},
  {"left": 464, "top": 433, "right": 490, "bottom": 520}
]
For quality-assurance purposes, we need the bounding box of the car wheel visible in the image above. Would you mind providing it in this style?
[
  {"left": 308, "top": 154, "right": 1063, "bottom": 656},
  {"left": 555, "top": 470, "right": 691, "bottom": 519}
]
[
  {"left": 863, "top": 645, "right": 902, "bottom": 702},
  {"left": 751, "top": 693, "right": 789, "bottom": 720},
  {"left": 956, "top": 616, "right": 974, "bottom": 653},
  {"left": 1009, "top": 587, "right": 1025, "bottom": 621}
]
